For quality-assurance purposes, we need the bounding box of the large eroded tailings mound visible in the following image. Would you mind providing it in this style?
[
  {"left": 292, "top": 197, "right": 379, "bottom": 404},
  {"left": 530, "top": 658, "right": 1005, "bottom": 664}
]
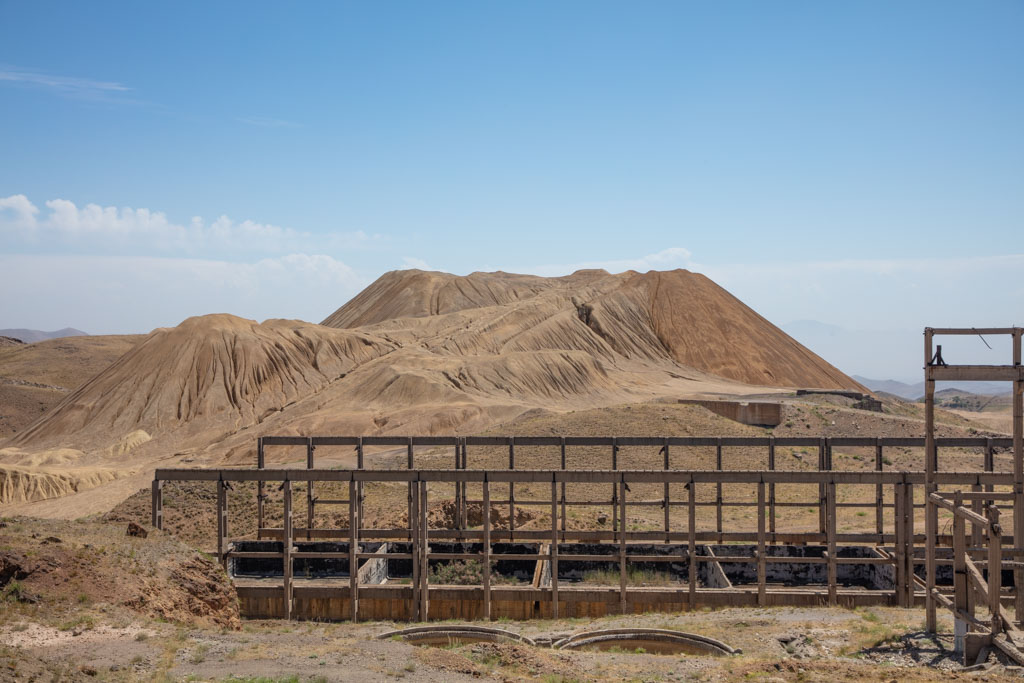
[
  {"left": 323, "top": 268, "right": 864, "bottom": 391},
  {"left": 5, "top": 268, "right": 862, "bottom": 511},
  {"left": 0, "top": 333, "right": 142, "bottom": 439},
  {"left": 321, "top": 269, "right": 567, "bottom": 328},
  {"left": 11, "top": 315, "right": 395, "bottom": 450},
  {"left": 636, "top": 270, "right": 859, "bottom": 388}
]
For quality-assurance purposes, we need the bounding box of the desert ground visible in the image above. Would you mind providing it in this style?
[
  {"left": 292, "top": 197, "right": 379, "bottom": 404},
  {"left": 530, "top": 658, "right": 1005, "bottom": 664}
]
[{"left": 1, "top": 269, "right": 1019, "bottom": 681}]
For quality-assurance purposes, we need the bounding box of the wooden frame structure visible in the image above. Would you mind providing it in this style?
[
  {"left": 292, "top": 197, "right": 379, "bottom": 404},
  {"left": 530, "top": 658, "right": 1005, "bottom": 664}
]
[
  {"left": 153, "top": 462, "right": 1019, "bottom": 623},
  {"left": 254, "top": 434, "right": 1016, "bottom": 543},
  {"left": 144, "top": 324, "right": 1023, "bottom": 644},
  {"left": 924, "top": 327, "right": 1023, "bottom": 633}
]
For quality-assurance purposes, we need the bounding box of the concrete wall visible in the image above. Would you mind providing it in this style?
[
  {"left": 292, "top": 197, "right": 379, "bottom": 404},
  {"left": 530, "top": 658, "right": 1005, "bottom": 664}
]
[
  {"left": 679, "top": 400, "right": 782, "bottom": 427},
  {"left": 384, "top": 542, "right": 539, "bottom": 582},
  {"left": 229, "top": 540, "right": 385, "bottom": 579},
  {"left": 708, "top": 544, "right": 894, "bottom": 590},
  {"left": 358, "top": 542, "right": 390, "bottom": 585}
]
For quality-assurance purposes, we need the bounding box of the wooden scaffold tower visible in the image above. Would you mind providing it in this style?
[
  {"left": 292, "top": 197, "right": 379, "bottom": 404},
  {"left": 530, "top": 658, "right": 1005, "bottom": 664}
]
[{"left": 923, "top": 327, "right": 1024, "bottom": 634}]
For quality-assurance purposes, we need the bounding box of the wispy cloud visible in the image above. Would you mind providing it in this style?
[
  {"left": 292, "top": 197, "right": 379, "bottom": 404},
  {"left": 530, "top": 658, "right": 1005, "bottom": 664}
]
[
  {"left": 238, "top": 116, "right": 302, "bottom": 128},
  {"left": 518, "top": 247, "right": 693, "bottom": 277},
  {"left": 0, "top": 252, "right": 367, "bottom": 332},
  {"left": 0, "top": 194, "right": 376, "bottom": 258},
  {"left": 400, "top": 256, "right": 431, "bottom": 270},
  {"left": 0, "top": 65, "right": 130, "bottom": 99}
]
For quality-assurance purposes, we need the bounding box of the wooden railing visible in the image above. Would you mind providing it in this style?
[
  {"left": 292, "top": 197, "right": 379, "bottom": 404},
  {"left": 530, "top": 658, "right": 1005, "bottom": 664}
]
[
  {"left": 254, "top": 435, "right": 1015, "bottom": 550},
  {"left": 152, "top": 466, "right": 1020, "bottom": 623}
]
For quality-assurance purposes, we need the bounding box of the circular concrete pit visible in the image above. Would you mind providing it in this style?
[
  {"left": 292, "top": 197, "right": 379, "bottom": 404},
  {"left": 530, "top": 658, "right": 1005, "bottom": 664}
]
[
  {"left": 554, "top": 628, "right": 738, "bottom": 656},
  {"left": 377, "top": 625, "right": 737, "bottom": 656},
  {"left": 378, "top": 625, "right": 536, "bottom": 647}
]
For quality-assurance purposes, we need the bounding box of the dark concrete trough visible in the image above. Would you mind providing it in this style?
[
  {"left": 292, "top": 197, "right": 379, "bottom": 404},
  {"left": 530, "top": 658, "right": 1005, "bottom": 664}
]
[
  {"left": 229, "top": 541, "right": 905, "bottom": 594},
  {"left": 385, "top": 542, "right": 540, "bottom": 583},
  {"left": 229, "top": 540, "right": 385, "bottom": 578},
  {"left": 708, "top": 544, "right": 894, "bottom": 590},
  {"left": 556, "top": 543, "right": 722, "bottom": 585}
]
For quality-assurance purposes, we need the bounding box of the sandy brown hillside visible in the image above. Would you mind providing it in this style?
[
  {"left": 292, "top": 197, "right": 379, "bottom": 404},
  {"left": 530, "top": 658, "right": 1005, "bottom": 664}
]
[
  {"left": 10, "top": 315, "right": 394, "bottom": 450},
  {"left": 2, "top": 268, "right": 864, "bottom": 511},
  {"left": 321, "top": 269, "right": 570, "bottom": 328},
  {"left": 324, "top": 268, "right": 865, "bottom": 391},
  {"left": 0, "top": 334, "right": 141, "bottom": 439}
]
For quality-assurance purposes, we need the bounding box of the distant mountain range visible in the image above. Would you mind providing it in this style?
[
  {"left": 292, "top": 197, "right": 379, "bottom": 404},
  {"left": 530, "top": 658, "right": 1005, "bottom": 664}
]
[
  {"left": 0, "top": 328, "right": 89, "bottom": 344},
  {"left": 852, "top": 375, "right": 1011, "bottom": 400},
  {"left": 780, "top": 320, "right": 921, "bottom": 383}
]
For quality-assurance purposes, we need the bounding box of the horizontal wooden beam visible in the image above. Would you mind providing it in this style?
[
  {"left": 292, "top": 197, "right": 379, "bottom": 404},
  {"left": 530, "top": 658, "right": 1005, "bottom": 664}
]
[
  {"left": 926, "top": 365, "right": 1024, "bottom": 382},
  {"left": 259, "top": 435, "right": 1016, "bottom": 450},
  {"left": 928, "top": 327, "right": 1021, "bottom": 336},
  {"left": 155, "top": 467, "right": 1018, "bottom": 487}
]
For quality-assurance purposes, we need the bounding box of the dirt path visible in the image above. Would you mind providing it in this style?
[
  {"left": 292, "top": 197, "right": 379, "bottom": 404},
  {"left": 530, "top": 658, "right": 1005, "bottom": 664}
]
[{"left": 4, "top": 602, "right": 1015, "bottom": 681}]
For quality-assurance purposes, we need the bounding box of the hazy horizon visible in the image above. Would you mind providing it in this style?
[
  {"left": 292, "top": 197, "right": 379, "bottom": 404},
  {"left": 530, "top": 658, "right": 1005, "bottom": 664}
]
[{"left": 2, "top": 2, "right": 1021, "bottom": 380}]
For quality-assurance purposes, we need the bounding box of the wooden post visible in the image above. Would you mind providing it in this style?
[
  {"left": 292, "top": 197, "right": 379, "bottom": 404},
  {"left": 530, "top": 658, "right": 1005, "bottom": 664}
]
[
  {"left": 924, "top": 328, "right": 937, "bottom": 632},
  {"left": 349, "top": 478, "right": 359, "bottom": 622},
  {"left": 988, "top": 505, "right": 1002, "bottom": 635},
  {"left": 483, "top": 476, "right": 492, "bottom": 621},
  {"left": 757, "top": 480, "right": 766, "bottom": 606},
  {"left": 306, "top": 438, "right": 315, "bottom": 539},
  {"left": 716, "top": 438, "right": 723, "bottom": 542},
  {"left": 151, "top": 479, "right": 163, "bottom": 530},
  {"left": 818, "top": 437, "right": 827, "bottom": 537},
  {"left": 663, "top": 438, "right": 671, "bottom": 544},
  {"left": 508, "top": 437, "right": 516, "bottom": 542},
  {"left": 257, "top": 438, "right": 265, "bottom": 539},
  {"left": 419, "top": 480, "right": 429, "bottom": 621},
  {"left": 904, "top": 482, "right": 915, "bottom": 608},
  {"left": 407, "top": 437, "right": 415, "bottom": 556},
  {"left": 462, "top": 439, "right": 469, "bottom": 528},
  {"left": 217, "top": 478, "right": 228, "bottom": 569},
  {"left": 875, "top": 439, "right": 884, "bottom": 537},
  {"left": 550, "top": 478, "right": 559, "bottom": 619},
  {"left": 953, "top": 491, "right": 967, "bottom": 651},
  {"left": 688, "top": 477, "right": 696, "bottom": 610},
  {"left": 356, "top": 437, "right": 365, "bottom": 528},
  {"left": 768, "top": 437, "right": 776, "bottom": 538},
  {"left": 619, "top": 476, "right": 627, "bottom": 614},
  {"left": 971, "top": 483, "right": 983, "bottom": 551},
  {"left": 560, "top": 438, "right": 567, "bottom": 535},
  {"left": 1013, "top": 328, "right": 1023, "bottom": 627},
  {"left": 410, "top": 470, "right": 420, "bottom": 621},
  {"left": 611, "top": 438, "right": 619, "bottom": 534},
  {"left": 460, "top": 437, "right": 468, "bottom": 529},
  {"left": 894, "top": 482, "right": 906, "bottom": 607},
  {"left": 454, "top": 440, "right": 462, "bottom": 531},
  {"left": 985, "top": 438, "right": 994, "bottom": 497},
  {"left": 282, "top": 479, "right": 293, "bottom": 621},
  {"left": 827, "top": 480, "right": 837, "bottom": 606}
]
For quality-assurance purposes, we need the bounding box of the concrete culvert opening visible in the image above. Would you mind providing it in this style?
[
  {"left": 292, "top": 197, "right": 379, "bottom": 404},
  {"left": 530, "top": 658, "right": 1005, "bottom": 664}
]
[
  {"left": 378, "top": 625, "right": 536, "bottom": 648},
  {"left": 554, "top": 629, "right": 738, "bottom": 656}
]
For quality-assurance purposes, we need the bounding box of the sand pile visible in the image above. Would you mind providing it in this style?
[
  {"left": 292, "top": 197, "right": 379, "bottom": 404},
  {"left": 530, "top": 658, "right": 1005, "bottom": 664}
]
[
  {"left": 0, "top": 446, "right": 135, "bottom": 504},
  {"left": 323, "top": 268, "right": 863, "bottom": 390},
  {"left": 2, "top": 268, "right": 864, "bottom": 512},
  {"left": 0, "top": 334, "right": 141, "bottom": 440},
  {"left": 11, "top": 315, "right": 395, "bottom": 450}
]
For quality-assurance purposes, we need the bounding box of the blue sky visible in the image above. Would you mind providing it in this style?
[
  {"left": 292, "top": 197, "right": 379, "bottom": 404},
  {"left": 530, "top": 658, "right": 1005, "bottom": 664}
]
[{"left": 1, "top": 1, "right": 1022, "bottom": 379}]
